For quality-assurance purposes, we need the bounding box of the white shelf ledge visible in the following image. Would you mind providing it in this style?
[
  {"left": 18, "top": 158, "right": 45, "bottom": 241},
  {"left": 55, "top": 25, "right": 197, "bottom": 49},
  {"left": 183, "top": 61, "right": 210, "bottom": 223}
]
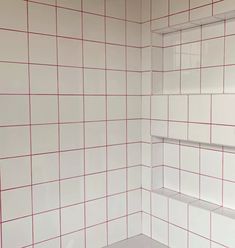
[{"left": 105, "top": 235, "right": 168, "bottom": 248}]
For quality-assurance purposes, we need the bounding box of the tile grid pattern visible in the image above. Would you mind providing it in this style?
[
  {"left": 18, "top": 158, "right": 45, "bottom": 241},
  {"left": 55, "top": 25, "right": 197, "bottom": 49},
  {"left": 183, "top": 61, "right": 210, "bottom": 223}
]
[{"left": 0, "top": 0, "right": 142, "bottom": 247}]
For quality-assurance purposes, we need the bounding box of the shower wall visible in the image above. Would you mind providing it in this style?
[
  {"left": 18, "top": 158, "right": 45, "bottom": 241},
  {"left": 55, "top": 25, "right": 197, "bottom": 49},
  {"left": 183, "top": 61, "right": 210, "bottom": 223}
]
[{"left": 0, "top": 0, "right": 142, "bottom": 247}]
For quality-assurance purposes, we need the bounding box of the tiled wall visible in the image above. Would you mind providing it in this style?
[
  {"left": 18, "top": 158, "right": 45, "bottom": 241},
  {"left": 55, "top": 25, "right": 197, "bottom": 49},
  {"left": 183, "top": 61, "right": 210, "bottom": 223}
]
[
  {"left": 141, "top": 0, "right": 235, "bottom": 247},
  {"left": 0, "top": 0, "right": 142, "bottom": 247}
]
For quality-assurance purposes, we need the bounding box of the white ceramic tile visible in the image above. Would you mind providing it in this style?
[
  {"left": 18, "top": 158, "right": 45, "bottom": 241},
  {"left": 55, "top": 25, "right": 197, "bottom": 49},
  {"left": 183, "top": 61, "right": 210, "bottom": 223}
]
[
  {"left": 2, "top": 187, "right": 31, "bottom": 221},
  {"left": 202, "top": 38, "right": 224, "bottom": 67},
  {"left": 108, "top": 193, "right": 126, "bottom": 220},
  {"left": 57, "top": 8, "right": 81, "bottom": 38},
  {"left": 108, "top": 169, "right": 126, "bottom": 195},
  {"left": 152, "top": 217, "right": 168, "bottom": 246},
  {"left": 181, "top": 69, "right": 200, "bottom": 94},
  {"left": 169, "top": 95, "right": 188, "bottom": 121},
  {"left": 29, "top": 2, "right": 56, "bottom": 34},
  {"left": 225, "top": 35, "right": 235, "bottom": 65},
  {"left": 224, "top": 152, "right": 235, "bottom": 182},
  {"left": 0, "top": 95, "right": 29, "bottom": 125},
  {"left": 85, "top": 121, "right": 106, "bottom": 147},
  {"left": 0, "top": 0, "right": 27, "bottom": 30},
  {"left": 30, "top": 65, "right": 57, "bottom": 94},
  {"left": 126, "top": 0, "right": 141, "bottom": 22},
  {"left": 83, "top": 13, "right": 104, "bottom": 42},
  {"left": 170, "top": 0, "right": 189, "bottom": 14},
  {"left": 31, "top": 95, "right": 58, "bottom": 124},
  {"left": 128, "top": 120, "right": 141, "bottom": 143},
  {"left": 106, "top": 0, "right": 125, "bottom": 19},
  {"left": 181, "top": 42, "right": 200, "bottom": 69},
  {"left": 202, "top": 21, "right": 224, "bottom": 39},
  {"left": 200, "top": 176, "right": 222, "bottom": 205},
  {"left": 2, "top": 217, "right": 32, "bottom": 248},
  {"left": 163, "top": 71, "right": 181, "bottom": 94},
  {"left": 60, "top": 123, "right": 83, "bottom": 150},
  {"left": 152, "top": 192, "right": 168, "bottom": 220},
  {"left": 58, "top": 38, "right": 82, "bottom": 67},
  {"left": 107, "top": 96, "right": 126, "bottom": 120},
  {"left": 181, "top": 146, "right": 199, "bottom": 173},
  {"left": 84, "top": 68, "right": 105, "bottom": 94},
  {"left": 34, "top": 210, "right": 60, "bottom": 243},
  {"left": 34, "top": 238, "right": 60, "bottom": 248},
  {"left": 164, "top": 167, "right": 180, "bottom": 191},
  {"left": 128, "top": 212, "right": 142, "bottom": 238},
  {"left": 188, "top": 123, "right": 210, "bottom": 144},
  {"left": 0, "top": 30, "right": 28, "bottom": 62},
  {"left": 85, "top": 173, "right": 106, "bottom": 201},
  {"left": 151, "top": 96, "right": 168, "bottom": 120},
  {"left": 57, "top": 0, "right": 81, "bottom": 10},
  {"left": 61, "top": 204, "right": 84, "bottom": 234},
  {"left": 86, "top": 224, "right": 107, "bottom": 248},
  {"left": 128, "top": 166, "right": 141, "bottom": 190},
  {"left": 29, "top": 34, "right": 56, "bottom": 64},
  {"left": 127, "top": 47, "right": 141, "bottom": 71},
  {"left": 201, "top": 67, "right": 223, "bottom": 93},
  {"left": 33, "top": 182, "right": 59, "bottom": 213},
  {"left": 128, "top": 189, "right": 141, "bottom": 214},
  {"left": 107, "top": 145, "right": 126, "bottom": 170},
  {"left": 59, "top": 67, "right": 83, "bottom": 94},
  {"left": 223, "top": 181, "right": 235, "bottom": 209},
  {"left": 60, "top": 150, "right": 84, "bottom": 179},
  {"left": 0, "top": 126, "right": 29, "bottom": 159},
  {"left": 108, "top": 217, "right": 127, "bottom": 245},
  {"left": 86, "top": 198, "right": 106, "bottom": 226},
  {"left": 152, "top": 0, "right": 168, "bottom": 19},
  {"left": 181, "top": 171, "right": 199, "bottom": 198},
  {"left": 62, "top": 230, "right": 85, "bottom": 248},
  {"left": 107, "top": 120, "right": 126, "bottom": 145},
  {"left": 107, "top": 71, "right": 126, "bottom": 95},
  {"left": 201, "top": 149, "right": 222, "bottom": 178},
  {"left": 225, "top": 65, "right": 235, "bottom": 93},
  {"left": 61, "top": 177, "right": 84, "bottom": 207},
  {"left": 169, "top": 224, "right": 187, "bottom": 248},
  {"left": 168, "top": 122, "right": 188, "bottom": 140},
  {"left": 85, "top": 96, "right": 105, "bottom": 121},
  {"left": 164, "top": 46, "right": 181, "bottom": 71},
  {"left": 182, "top": 27, "right": 201, "bottom": 43},
  {"left": 83, "top": 0, "right": 104, "bottom": 14},
  {"left": 127, "top": 22, "right": 141, "bottom": 47},
  {"left": 127, "top": 72, "right": 141, "bottom": 95},
  {"left": 107, "top": 45, "right": 125, "bottom": 70},
  {"left": 84, "top": 41, "right": 105, "bottom": 68},
  {"left": 32, "top": 153, "right": 59, "bottom": 184},
  {"left": 106, "top": 18, "right": 125, "bottom": 45},
  {"left": 32, "top": 124, "right": 58, "bottom": 153},
  {"left": 212, "top": 125, "right": 235, "bottom": 147},
  {"left": 189, "top": 233, "right": 210, "bottom": 248}
]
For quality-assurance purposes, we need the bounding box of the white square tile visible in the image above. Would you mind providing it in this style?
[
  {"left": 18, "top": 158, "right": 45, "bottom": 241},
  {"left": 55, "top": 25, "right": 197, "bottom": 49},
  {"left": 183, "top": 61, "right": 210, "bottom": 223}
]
[
  {"left": 169, "top": 95, "right": 188, "bottom": 121},
  {"left": 60, "top": 123, "right": 83, "bottom": 150},
  {"left": 85, "top": 121, "right": 106, "bottom": 147},
  {"left": 200, "top": 176, "right": 222, "bottom": 205},
  {"left": 85, "top": 147, "right": 106, "bottom": 174},
  {"left": 61, "top": 204, "right": 84, "bottom": 234},
  {"left": 106, "top": 0, "right": 125, "bottom": 19},
  {"left": 32, "top": 124, "right": 58, "bottom": 153},
  {"left": 2, "top": 187, "right": 31, "bottom": 221},
  {"left": 0, "top": 30, "right": 28, "bottom": 62},
  {"left": 163, "top": 71, "right": 181, "bottom": 94},
  {"left": 128, "top": 213, "right": 142, "bottom": 238},
  {"left": 226, "top": 18, "right": 235, "bottom": 35},
  {"left": 107, "top": 96, "right": 126, "bottom": 120},
  {"left": 108, "top": 169, "right": 126, "bottom": 195},
  {"left": 60, "top": 150, "right": 84, "bottom": 179},
  {"left": 83, "top": 0, "right": 104, "bottom": 14},
  {"left": 128, "top": 166, "right": 141, "bottom": 190},
  {"left": 86, "top": 224, "right": 107, "bottom": 248},
  {"left": 127, "top": 96, "right": 141, "bottom": 118},
  {"left": 202, "top": 38, "right": 224, "bottom": 66},
  {"left": 85, "top": 96, "right": 105, "bottom": 121},
  {"left": 33, "top": 182, "right": 59, "bottom": 213},
  {"left": 212, "top": 125, "right": 235, "bottom": 147},
  {"left": 107, "top": 71, "right": 126, "bottom": 95},
  {"left": 0, "top": 95, "right": 29, "bottom": 125},
  {"left": 202, "top": 21, "right": 224, "bottom": 39},
  {"left": 127, "top": 22, "right": 141, "bottom": 47},
  {"left": 164, "top": 46, "right": 181, "bottom": 71},
  {"left": 152, "top": 0, "right": 168, "bottom": 19},
  {"left": 0, "top": 63, "right": 28, "bottom": 94},
  {"left": 108, "top": 193, "right": 126, "bottom": 220},
  {"left": 0, "top": 126, "right": 30, "bottom": 158},
  {"left": 86, "top": 198, "right": 106, "bottom": 227},
  {"left": 35, "top": 238, "right": 60, "bottom": 248},
  {"left": 181, "top": 42, "right": 200, "bottom": 69},
  {"left": 189, "top": 233, "right": 210, "bottom": 248},
  {"left": 59, "top": 96, "right": 83, "bottom": 122},
  {"left": 85, "top": 173, "right": 106, "bottom": 201},
  {"left": 57, "top": 8, "right": 81, "bottom": 38},
  {"left": 189, "top": 95, "right": 211, "bottom": 123},
  {"left": 169, "top": 225, "right": 187, "bottom": 248},
  {"left": 84, "top": 69, "right": 105, "bottom": 94},
  {"left": 181, "top": 146, "right": 199, "bottom": 173},
  {"left": 190, "top": 0, "right": 211, "bottom": 8},
  {"left": 152, "top": 217, "right": 168, "bottom": 245},
  {"left": 128, "top": 189, "right": 141, "bottom": 214},
  {"left": 0, "top": 0, "right": 27, "bottom": 30},
  {"left": 107, "top": 120, "right": 126, "bottom": 145},
  {"left": 107, "top": 145, "right": 126, "bottom": 170},
  {"left": 31, "top": 95, "right": 58, "bottom": 124},
  {"left": 106, "top": 18, "right": 125, "bottom": 45},
  {"left": 29, "top": 2, "right": 56, "bottom": 34},
  {"left": 107, "top": 45, "right": 125, "bottom": 70},
  {"left": 61, "top": 177, "right": 84, "bottom": 207},
  {"left": 181, "top": 69, "right": 200, "bottom": 94},
  {"left": 223, "top": 181, "right": 235, "bottom": 209},
  {"left": 168, "top": 122, "right": 188, "bottom": 140},
  {"left": 84, "top": 41, "right": 105, "bottom": 68},
  {"left": 83, "top": 13, "right": 104, "bottom": 42},
  {"left": 164, "top": 143, "right": 179, "bottom": 168},
  {"left": 30, "top": 65, "right": 57, "bottom": 94},
  {"left": 127, "top": 120, "right": 141, "bottom": 142},
  {"left": 225, "top": 65, "right": 235, "bottom": 93},
  {"left": 0, "top": 157, "right": 31, "bottom": 190},
  {"left": 170, "top": 0, "right": 189, "bottom": 13},
  {"left": 181, "top": 171, "right": 199, "bottom": 198},
  {"left": 58, "top": 38, "right": 82, "bottom": 67},
  {"left": 62, "top": 230, "right": 85, "bottom": 248},
  {"left": 108, "top": 217, "right": 127, "bottom": 244},
  {"left": 151, "top": 96, "right": 168, "bottom": 120},
  {"left": 188, "top": 123, "right": 210, "bottom": 144},
  {"left": 224, "top": 152, "right": 235, "bottom": 182},
  {"left": 2, "top": 217, "right": 32, "bottom": 248},
  {"left": 29, "top": 34, "right": 56, "bottom": 64},
  {"left": 164, "top": 167, "right": 180, "bottom": 191},
  {"left": 152, "top": 192, "right": 168, "bottom": 220},
  {"left": 126, "top": 0, "right": 141, "bottom": 22},
  {"left": 201, "top": 149, "right": 222, "bottom": 178},
  {"left": 32, "top": 153, "right": 59, "bottom": 184},
  {"left": 201, "top": 67, "right": 223, "bottom": 93},
  {"left": 34, "top": 210, "right": 60, "bottom": 242},
  {"left": 225, "top": 35, "right": 235, "bottom": 65},
  {"left": 127, "top": 72, "right": 141, "bottom": 95},
  {"left": 182, "top": 27, "right": 201, "bottom": 43}
]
